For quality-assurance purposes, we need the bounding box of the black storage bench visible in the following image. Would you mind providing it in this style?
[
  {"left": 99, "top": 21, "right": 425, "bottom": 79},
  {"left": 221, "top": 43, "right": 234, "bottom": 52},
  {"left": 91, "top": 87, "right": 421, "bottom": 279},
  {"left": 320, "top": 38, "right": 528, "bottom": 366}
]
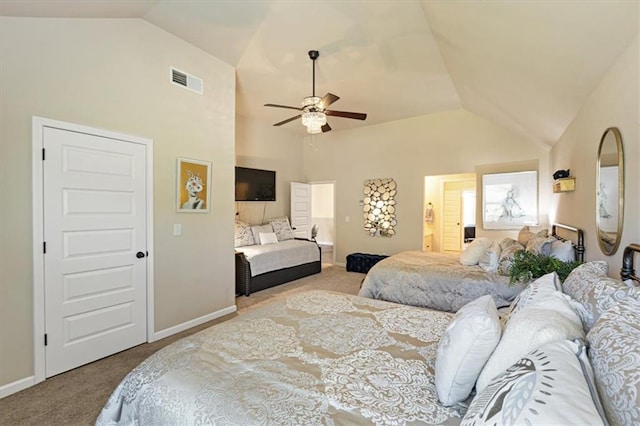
[{"left": 346, "top": 253, "right": 389, "bottom": 273}]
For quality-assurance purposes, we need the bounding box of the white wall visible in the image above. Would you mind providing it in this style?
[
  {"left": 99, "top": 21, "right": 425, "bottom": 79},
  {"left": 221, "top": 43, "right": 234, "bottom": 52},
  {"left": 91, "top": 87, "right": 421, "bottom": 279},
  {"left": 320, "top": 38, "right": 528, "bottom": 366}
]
[
  {"left": 302, "top": 109, "right": 550, "bottom": 263},
  {"left": 550, "top": 35, "right": 639, "bottom": 274},
  {"left": 235, "top": 115, "right": 305, "bottom": 224},
  {"left": 0, "top": 18, "right": 236, "bottom": 389}
]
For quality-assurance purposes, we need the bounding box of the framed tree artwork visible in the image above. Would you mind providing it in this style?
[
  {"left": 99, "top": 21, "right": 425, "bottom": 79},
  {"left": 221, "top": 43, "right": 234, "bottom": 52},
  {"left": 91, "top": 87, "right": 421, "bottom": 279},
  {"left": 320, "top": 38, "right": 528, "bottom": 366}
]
[
  {"left": 176, "top": 157, "right": 212, "bottom": 213},
  {"left": 482, "top": 170, "right": 538, "bottom": 229}
]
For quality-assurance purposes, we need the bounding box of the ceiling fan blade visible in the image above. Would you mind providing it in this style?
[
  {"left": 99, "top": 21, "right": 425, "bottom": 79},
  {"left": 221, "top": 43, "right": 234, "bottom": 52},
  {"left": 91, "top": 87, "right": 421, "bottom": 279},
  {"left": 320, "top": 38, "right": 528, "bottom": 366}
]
[
  {"left": 325, "top": 110, "right": 367, "bottom": 120},
  {"left": 318, "top": 93, "right": 340, "bottom": 109},
  {"left": 273, "top": 115, "right": 301, "bottom": 126},
  {"left": 265, "top": 103, "right": 303, "bottom": 111},
  {"left": 321, "top": 123, "right": 332, "bottom": 133}
]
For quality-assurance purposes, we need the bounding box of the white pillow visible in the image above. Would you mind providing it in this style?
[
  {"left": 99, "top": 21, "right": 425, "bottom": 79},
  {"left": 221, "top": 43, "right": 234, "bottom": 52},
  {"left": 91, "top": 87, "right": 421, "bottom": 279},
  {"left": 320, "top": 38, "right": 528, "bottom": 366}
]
[
  {"left": 462, "top": 339, "right": 607, "bottom": 426},
  {"left": 460, "top": 238, "right": 491, "bottom": 266},
  {"left": 258, "top": 232, "right": 278, "bottom": 245},
  {"left": 476, "top": 291, "right": 585, "bottom": 392},
  {"left": 435, "top": 296, "right": 502, "bottom": 406},
  {"left": 478, "top": 241, "right": 501, "bottom": 272},
  {"left": 550, "top": 239, "right": 576, "bottom": 261},
  {"left": 250, "top": 224, "right": 273, "bottom": 243},
  {"left": 501, "top": 272, "right": 561, "bottom": 325}
]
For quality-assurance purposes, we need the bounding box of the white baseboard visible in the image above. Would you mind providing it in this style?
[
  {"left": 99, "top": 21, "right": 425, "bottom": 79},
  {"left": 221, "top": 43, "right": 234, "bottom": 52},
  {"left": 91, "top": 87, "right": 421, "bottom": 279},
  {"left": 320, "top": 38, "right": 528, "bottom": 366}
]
[
  {"left": 151, "top": 304, "right": 237, "bottom": 342},
  {"left": 0, "top": 375, "right": 35, "bottom": 399},
  {"left": 334, "top": 262, "right": 346, "bottom": 268}
]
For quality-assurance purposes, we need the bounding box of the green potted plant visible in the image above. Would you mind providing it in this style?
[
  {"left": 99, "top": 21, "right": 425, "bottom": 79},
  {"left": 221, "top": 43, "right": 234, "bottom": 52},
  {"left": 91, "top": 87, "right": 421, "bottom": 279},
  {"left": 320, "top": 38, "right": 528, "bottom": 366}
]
[{"left": 505, "top": 250, "right": 582, "bottom": 285}]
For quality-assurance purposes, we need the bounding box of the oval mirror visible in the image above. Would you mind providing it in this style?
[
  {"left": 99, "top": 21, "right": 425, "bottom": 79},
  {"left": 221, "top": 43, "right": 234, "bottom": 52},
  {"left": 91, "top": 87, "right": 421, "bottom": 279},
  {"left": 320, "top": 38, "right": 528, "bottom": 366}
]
[{"left": 596, "top": 127, "right": 624, "bottom": 255}]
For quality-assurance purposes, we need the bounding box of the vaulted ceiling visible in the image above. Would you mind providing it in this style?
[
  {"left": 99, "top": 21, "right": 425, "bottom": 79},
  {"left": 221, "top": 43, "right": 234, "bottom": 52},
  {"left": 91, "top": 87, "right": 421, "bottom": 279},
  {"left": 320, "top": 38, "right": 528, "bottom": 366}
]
[{"left": 2, "top": 0, "right": 638, "bottom": 145}]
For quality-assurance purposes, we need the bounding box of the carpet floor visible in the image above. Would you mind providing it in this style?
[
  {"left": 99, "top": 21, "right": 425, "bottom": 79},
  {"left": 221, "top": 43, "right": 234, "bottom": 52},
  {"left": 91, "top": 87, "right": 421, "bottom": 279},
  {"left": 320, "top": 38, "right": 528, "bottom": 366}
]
[{"left": 0, "top": 264, "right": 365, "bottom": 425}]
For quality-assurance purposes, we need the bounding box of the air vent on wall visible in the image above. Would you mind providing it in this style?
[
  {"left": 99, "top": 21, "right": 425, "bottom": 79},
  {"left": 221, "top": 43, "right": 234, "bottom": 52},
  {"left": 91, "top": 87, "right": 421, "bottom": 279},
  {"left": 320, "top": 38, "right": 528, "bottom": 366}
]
[{"left": 170, "top": 67, "right": 203, "bottom": 94}]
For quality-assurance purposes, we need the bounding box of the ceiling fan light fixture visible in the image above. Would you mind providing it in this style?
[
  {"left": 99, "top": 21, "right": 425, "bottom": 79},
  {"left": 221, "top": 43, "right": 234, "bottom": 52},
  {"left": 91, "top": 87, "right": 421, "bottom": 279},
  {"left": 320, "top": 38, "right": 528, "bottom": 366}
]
[
  {"left": 302, "top": 96, "right": 322, "bottom": 108},
  {"left": 264, "top": 50, "right": 366, "bottom": 133},
  {"left": 302, "top": 111, "right": 326, "bottom": 134}
]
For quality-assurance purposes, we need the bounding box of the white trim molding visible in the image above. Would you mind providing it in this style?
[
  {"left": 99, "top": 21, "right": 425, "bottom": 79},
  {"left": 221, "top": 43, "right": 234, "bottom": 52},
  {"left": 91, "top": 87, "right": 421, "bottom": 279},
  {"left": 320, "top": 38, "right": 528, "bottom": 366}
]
[
  {"left": 152, "top": 305, "right": 237, "bottom": 341},
  {"left": 31, "top": 116, "right": 155, "bottom": 385},
  {"left": 0, "top": 376, "right": 35, "bottom": 399}
]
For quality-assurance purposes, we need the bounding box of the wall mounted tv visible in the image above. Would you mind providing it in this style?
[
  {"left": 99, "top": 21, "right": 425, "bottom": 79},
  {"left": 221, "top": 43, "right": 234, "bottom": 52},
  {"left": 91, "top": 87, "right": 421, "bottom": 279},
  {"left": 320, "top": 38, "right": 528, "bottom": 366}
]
[{"left": 235, "top": 166, "right": 276, "bottom": 201}]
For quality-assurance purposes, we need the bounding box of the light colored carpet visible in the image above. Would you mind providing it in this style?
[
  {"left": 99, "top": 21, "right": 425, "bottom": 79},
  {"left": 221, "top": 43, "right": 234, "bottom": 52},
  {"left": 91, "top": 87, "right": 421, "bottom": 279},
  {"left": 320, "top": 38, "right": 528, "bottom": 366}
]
[{"left": 0, "top": 265, "right": 364, "bottom": 425}]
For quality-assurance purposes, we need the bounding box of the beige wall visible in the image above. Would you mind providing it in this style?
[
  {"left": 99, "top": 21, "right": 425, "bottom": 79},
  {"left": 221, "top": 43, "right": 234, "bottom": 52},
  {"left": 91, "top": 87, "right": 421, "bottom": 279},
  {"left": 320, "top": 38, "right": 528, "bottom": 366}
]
[
  {"left": 302, "top": 110, "right": 550, "bottom": 263},
  {"left": 550, "top": 35, "right": 639, "bottom": 274},
  {"left": 235, "top": 115, "right": 305, "bottom": 224},
  {"left": 0, "top": 18, "right": 236, "bottom": 387}
]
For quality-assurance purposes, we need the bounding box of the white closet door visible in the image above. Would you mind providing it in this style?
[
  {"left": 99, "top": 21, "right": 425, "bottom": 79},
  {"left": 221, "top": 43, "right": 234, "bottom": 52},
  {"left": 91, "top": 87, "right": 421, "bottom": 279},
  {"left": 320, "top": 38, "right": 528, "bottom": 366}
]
[{"left": 43, "top": 126, "right": 148, "bottom": 377}]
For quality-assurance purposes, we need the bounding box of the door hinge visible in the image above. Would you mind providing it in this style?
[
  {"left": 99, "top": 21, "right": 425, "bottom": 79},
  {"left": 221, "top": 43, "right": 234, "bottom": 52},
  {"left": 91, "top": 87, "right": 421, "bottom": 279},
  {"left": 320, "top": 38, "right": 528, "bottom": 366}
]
[
  {"left": 43, "top": 241, "right": 46, "bottom": 253},
  {"left": 42, "top": 148, "right": 45, "bottom": 161},
  {"left": 44, "top": 334, "right": 48, "bottom": 346}
]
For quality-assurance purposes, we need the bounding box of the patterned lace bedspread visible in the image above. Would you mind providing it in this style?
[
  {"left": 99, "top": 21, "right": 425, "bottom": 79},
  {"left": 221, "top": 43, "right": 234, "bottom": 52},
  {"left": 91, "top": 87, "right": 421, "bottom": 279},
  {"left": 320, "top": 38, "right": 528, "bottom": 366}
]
[
  {"left": 358, "top": 250, "right": 524, "bottom": 312},
  {"left": 96, "top": 291, "right": 464, "bottom": 425}
]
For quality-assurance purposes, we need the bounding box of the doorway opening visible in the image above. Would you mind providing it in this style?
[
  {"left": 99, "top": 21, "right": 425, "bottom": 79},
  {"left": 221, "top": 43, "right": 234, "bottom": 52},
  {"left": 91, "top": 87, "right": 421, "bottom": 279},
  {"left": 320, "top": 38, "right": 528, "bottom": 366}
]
[
  {"left": 310, "top": 182, "right": 335, "bottom": 265},
  {"left": 424, "top": 173, "right": 476, "bottom": 252}
]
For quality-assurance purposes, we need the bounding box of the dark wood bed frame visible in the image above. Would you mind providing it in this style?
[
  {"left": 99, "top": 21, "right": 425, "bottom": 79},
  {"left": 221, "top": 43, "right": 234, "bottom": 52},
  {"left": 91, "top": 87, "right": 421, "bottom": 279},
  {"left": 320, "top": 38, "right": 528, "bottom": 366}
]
[
  {"left": 621, "top": 243, "right": 640, "bottom": 283},
  {"left": 235, "top": 238, "right": 321, "bottom": 296},
  {"left": 551, "top": 223, "right": 585, "bottom": 262}
]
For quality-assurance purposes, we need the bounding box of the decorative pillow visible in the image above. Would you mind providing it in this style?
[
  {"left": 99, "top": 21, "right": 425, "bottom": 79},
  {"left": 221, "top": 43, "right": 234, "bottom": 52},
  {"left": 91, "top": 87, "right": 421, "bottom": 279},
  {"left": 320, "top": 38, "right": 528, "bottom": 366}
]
[
  {"left": 497, "top": 243, "right": 524, "bottom": 274},
  {"left": 587, "top": 295, "right": 640, "bottom": 426},
  {"left": 549, "top": 239, "right": 576, "bottom": 262},
  {"left": 561, "top": 261, "right": 610, "bottom": 331},
  {"left": 462, "top": 339, "right": 607, "bottom": 426},
  {"left": 517, "top": 225, "right": 548, "bottom": 246},
  {"left": 478, "top": 241, "right": 501, "bottom": 272},
  {"left": 476, "top": 291, "right": 585, "bottom": 392},
  {"left": 234, "top": 220, "right": 255, "bottom": 247},
  {"left": 258, "top": 232, "right": 278, "bottom": 245},
  {"left": 435, "top": 296, "right": 502, "bottom": 406},
  {"left": 460, "top": 238, "right": 492, "bottom": 266},
  {"left": 498, "top": 237, "right": 518, "bottom": 251},
  {"left": 269, "top": 216, "right": 295, "bottom": 241},
  {"left": 525, "top": 235, "right": 555, "bottom": 255},
  {"left": 500, "top": 272, "right": 561, "bottom": 325},
  {"left": 250, "top": 224, "right": 273, "bottom": 244}
]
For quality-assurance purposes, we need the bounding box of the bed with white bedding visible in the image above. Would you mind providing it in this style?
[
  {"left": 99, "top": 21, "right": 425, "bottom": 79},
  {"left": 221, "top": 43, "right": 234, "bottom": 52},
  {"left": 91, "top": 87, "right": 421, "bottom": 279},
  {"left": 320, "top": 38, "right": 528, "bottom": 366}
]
[
  {"left": 96, "top": 244, "right": 640, "bottom": 425},
  {"left": 359, "top": 223, "right": 585, "bottom": 312},
  {"left": 358, "top": 250, "right": 523, "bottom": 312},
  {"left": 97, "top": 291, "right": 463, "bottom": 425}
]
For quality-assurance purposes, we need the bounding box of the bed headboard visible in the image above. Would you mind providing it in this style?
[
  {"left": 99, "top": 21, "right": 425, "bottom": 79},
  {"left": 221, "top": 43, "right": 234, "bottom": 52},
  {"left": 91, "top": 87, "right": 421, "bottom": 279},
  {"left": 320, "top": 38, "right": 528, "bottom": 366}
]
[
  {"left": 621, "top": 243, "right": 640, "bottom": 284},
  {"left": 551, "top": 223, "right": 585, "bottom": 262}
]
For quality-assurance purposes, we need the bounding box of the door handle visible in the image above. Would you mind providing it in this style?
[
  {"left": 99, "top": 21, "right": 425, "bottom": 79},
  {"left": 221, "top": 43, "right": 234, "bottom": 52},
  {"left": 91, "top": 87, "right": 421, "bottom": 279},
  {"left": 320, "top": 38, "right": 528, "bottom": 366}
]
[{"left": 136, "top": 251, "right": 146, "bottom": 259}]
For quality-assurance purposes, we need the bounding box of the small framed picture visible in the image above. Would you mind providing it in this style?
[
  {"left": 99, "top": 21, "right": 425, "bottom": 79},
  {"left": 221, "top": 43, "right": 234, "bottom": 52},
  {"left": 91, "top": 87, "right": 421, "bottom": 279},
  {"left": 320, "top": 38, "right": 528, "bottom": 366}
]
[{"left": 176, "top": 157, "right": 212, "bottom": 213}]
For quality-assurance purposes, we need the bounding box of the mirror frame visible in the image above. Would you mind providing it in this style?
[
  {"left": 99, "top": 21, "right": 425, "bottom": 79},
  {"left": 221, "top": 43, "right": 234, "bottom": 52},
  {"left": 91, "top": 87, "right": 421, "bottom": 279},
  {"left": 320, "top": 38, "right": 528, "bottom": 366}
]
[{"left": 596, "top": 127, "right": 624, "bottom": 256}]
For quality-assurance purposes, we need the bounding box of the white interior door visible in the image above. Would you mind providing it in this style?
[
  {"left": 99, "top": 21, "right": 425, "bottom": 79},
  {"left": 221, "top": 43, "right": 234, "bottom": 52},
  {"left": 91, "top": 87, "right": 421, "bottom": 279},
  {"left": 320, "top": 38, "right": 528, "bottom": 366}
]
[
  {"left": 443, "top": 187, "right": 462, "bottom": 251},
  {"left": 43, "top": 126, "right": 148, "bottom": 377},
  {"left": 290, "top": 182, "right": 311, "bottom": 239}
]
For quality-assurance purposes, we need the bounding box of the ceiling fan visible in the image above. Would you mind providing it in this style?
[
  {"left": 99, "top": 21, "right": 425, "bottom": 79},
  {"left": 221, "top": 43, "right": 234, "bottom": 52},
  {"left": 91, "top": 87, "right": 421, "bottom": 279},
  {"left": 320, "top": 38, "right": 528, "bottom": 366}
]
[{"left": 264, "top": 50, "right": 367, "bottom": 134}]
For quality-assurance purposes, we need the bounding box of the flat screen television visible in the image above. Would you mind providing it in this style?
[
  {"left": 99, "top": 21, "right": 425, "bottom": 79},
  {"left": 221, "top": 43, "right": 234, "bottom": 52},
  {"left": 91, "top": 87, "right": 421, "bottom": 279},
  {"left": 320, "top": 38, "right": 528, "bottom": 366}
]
[{"left": 235, "top": 166, "right": 276, "bottom": 201}]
